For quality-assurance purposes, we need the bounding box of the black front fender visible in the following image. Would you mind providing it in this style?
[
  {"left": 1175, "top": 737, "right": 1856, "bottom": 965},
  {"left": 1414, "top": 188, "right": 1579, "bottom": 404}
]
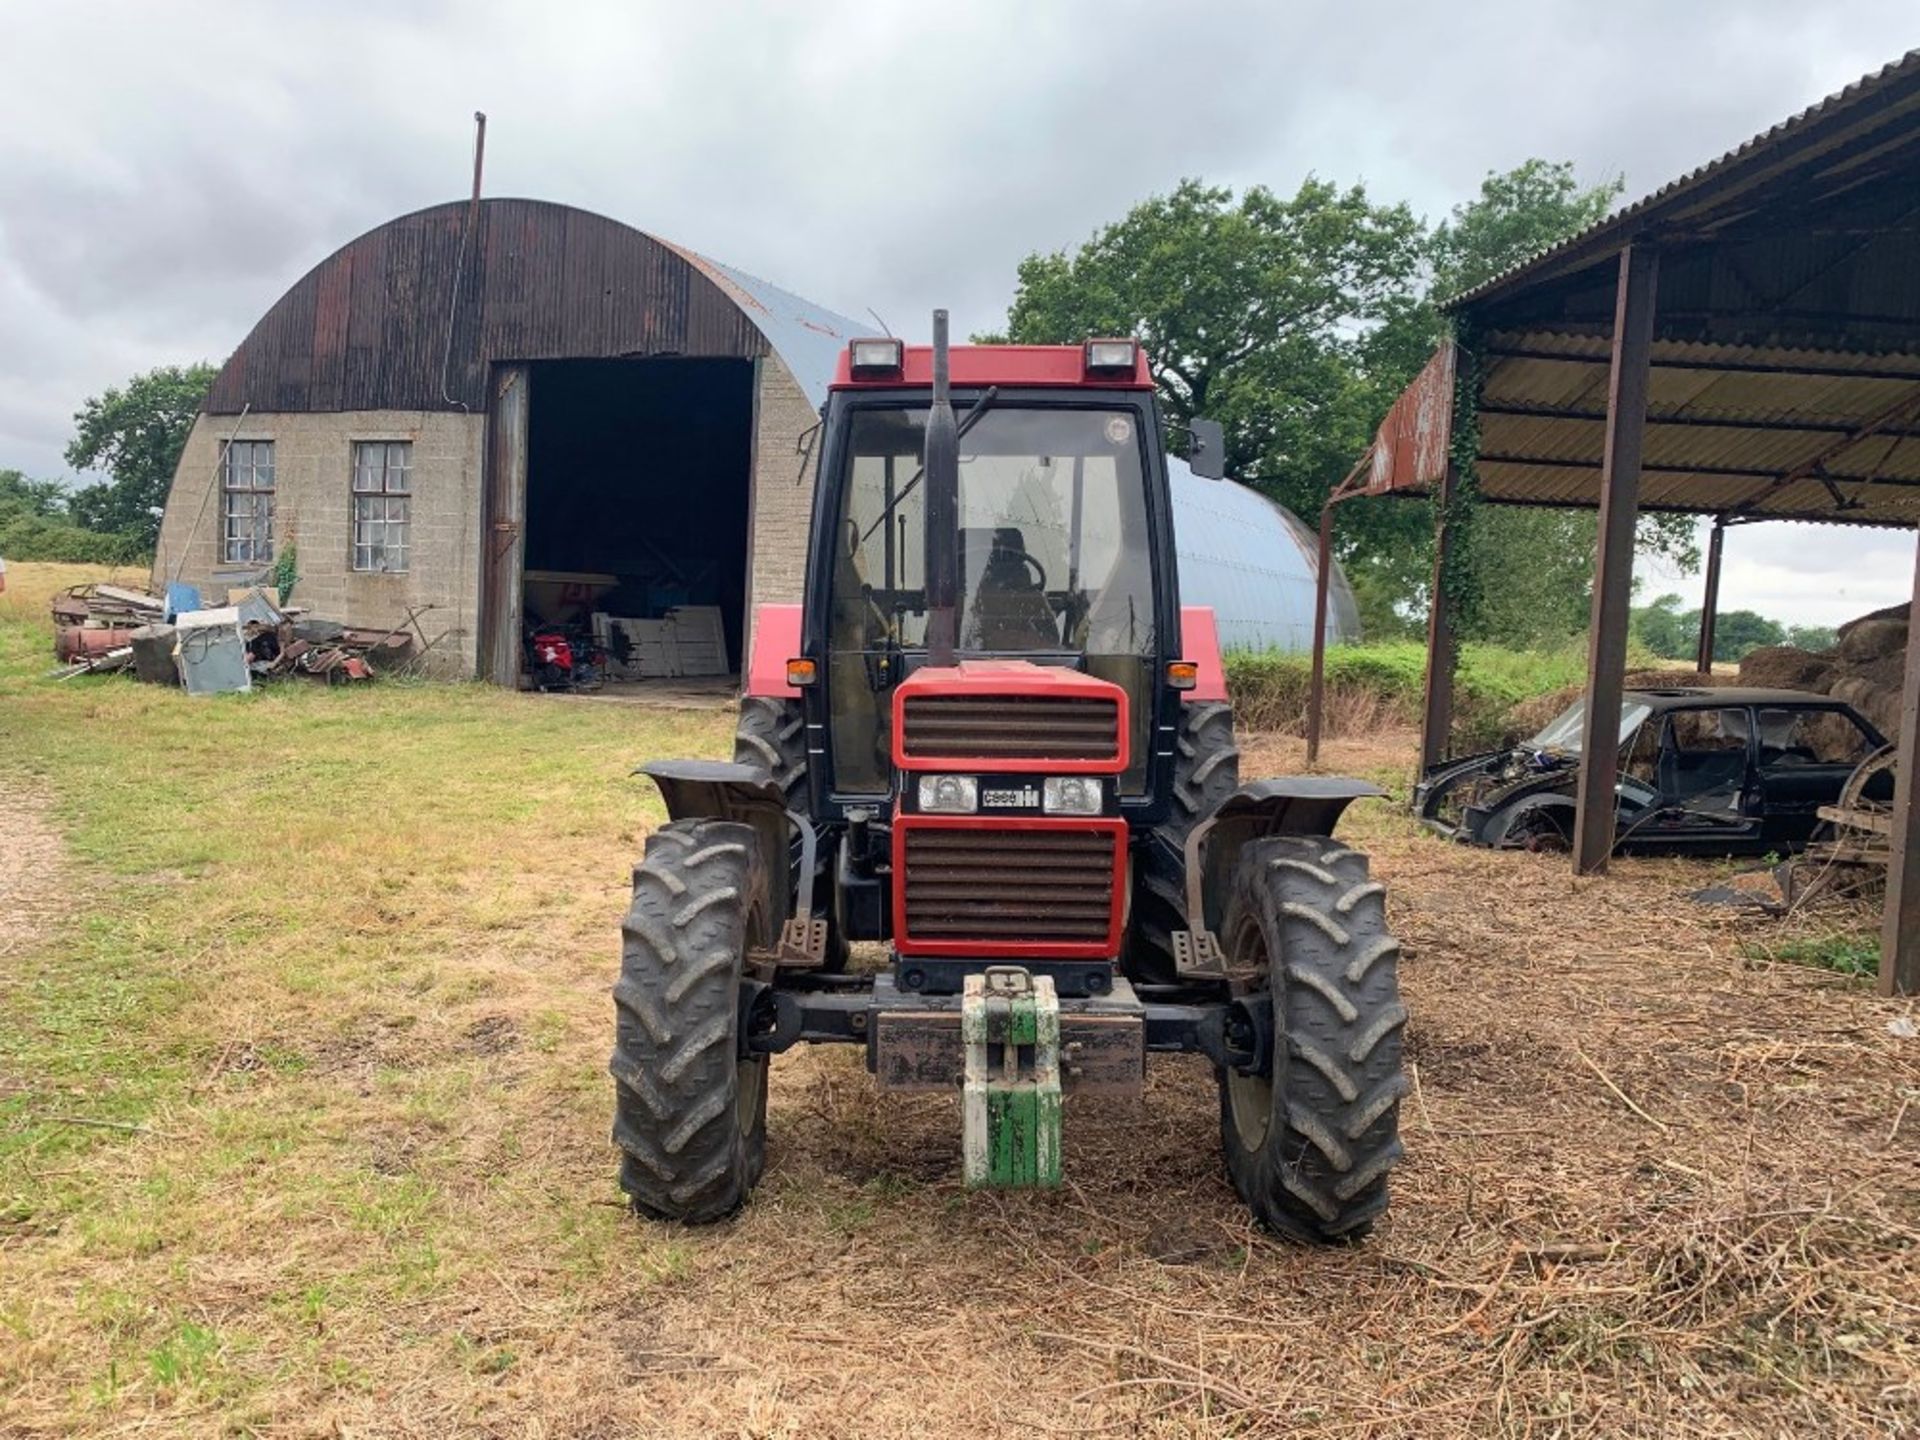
[
  {"left": 1413, "top": 749, "right": 1507, "bottom": 820},
  {"left": 1183, "top": 777, "right": 1388, "bottom": 931},
  {"left": 636, "top": 760, "right": 809, "bottom": 920}
]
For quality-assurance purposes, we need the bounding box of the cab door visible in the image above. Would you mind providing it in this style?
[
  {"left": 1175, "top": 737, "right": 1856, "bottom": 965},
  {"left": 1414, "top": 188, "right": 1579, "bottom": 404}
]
[{"left": 1652, "top": 706, "right": 1761, "bottom": 844}]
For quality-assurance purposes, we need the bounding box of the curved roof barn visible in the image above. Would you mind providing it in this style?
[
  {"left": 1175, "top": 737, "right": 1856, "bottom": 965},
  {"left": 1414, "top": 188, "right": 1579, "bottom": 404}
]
[{"left": 159, "top": 196, "right": 1356, "bottom": 684}]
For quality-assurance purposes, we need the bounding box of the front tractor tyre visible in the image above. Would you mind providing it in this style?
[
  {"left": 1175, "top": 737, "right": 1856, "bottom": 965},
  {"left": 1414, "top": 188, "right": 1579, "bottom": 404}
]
[
  {"left": 610, "top": 818, "right": 769, "bottom": 1223},
  {"left": 1218, "top": 835, "right": 1407, "bottom": 1242}
]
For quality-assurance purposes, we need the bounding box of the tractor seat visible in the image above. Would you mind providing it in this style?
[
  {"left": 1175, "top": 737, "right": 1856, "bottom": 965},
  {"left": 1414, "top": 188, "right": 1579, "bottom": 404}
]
[{"left": 963, "top": 526, "right": 1058, "bottom": 651}]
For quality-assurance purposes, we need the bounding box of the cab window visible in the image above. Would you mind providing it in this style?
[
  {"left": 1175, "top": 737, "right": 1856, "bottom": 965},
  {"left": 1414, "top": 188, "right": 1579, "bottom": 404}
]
[
  {"left": 1660, "top": 708, "right": 1751, "bottom": 798},
  {"left": 1756, "top": 707, "right": 1876, "bottom": 769}
]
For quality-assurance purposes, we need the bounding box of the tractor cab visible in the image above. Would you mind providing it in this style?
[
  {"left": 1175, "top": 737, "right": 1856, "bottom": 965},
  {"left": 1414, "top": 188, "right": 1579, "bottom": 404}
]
[
  {"left": 805, "top": 335, "right": 1182, "bottom": 805},
  {"left": 612, "top": 313, "right": 1408, "bottom": 1240}
]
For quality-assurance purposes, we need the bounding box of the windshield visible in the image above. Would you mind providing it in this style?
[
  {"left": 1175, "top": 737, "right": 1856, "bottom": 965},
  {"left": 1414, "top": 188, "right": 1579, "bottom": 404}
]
[
  {"left": 825, "top": 402, "right": 1159, "bottom": 792},
  {"left": 834, "top": 404, "right": 1154, "bottom": 653},
  {"left": 1528, "top": 698, "right": 1653, "bottom": 755}
]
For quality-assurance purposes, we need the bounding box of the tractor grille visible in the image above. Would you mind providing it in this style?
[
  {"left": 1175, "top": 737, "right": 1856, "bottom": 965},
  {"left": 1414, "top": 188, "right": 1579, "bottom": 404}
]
[
  {"left": 900, "top": 693, "right": 1120, "bottom": 762},
  {"left": 902, "top": 825, "right": 1118, "bottom": 945}
]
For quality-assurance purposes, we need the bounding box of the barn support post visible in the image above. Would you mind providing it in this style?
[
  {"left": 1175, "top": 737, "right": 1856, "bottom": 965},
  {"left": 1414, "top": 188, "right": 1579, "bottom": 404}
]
[
  {"left": 1418, "top": 462, "right": 1459, "bottom": 775},
  {"left": 479, "top": 363, "right": 530, "bottom": 686},
  {"left": 1880, "top": 529, "right": 1920, "bottom": 996},
  {"left": 1573, "top": 244, "right": 1659, "bottom": 876},
  {"left": 1696, "top": 517, "right": 1725, "bottom": 673},
  {"left": 1306, "top": 500, "right": 1337, "bottom": 766}
]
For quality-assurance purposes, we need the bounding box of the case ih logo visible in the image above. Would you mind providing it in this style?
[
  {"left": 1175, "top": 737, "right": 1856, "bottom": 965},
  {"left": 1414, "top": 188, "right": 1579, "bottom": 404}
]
[{"left": 981, "top": 786, "right": 1041, "bottom": 809}]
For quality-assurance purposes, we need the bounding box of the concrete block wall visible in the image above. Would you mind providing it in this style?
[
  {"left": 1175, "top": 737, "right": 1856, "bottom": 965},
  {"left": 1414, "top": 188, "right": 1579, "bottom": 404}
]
[
  {"left": 152, "top": 360, "right": 822, "bottom": 682},
  {"left": 746, "top": 357, "right": 821, "bottom": 621},
  {"left": 153, "top": 410, "right": 486, "bottom": 675}
]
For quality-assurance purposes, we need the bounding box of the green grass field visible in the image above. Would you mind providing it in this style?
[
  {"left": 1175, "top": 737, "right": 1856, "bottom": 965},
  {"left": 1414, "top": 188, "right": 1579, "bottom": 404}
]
[
  {"left": 2, "top": 565, "right": 740, "bottom": 1429},
  {"left": 3, "top": 562, "right": 1913, "bottom": 1438}
]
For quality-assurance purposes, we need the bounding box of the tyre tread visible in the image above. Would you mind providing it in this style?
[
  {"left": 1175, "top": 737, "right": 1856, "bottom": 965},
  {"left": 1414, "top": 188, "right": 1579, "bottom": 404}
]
[
  {"left": 610, "top": 817, "right": 767, "bottom": 1223},
  {"left": 1217, "top": 833, "right": 1406, "bottom": 1243}
]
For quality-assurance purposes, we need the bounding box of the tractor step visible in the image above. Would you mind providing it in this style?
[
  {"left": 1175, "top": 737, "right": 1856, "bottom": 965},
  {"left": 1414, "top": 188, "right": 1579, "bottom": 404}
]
[{"left": 962, "top": 968, "right": 1061, "bottom": 1188}]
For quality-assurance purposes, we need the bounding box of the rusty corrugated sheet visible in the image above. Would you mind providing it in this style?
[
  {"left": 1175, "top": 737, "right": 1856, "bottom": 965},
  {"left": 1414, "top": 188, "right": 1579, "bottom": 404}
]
[
  {"left": 203, "top": 199, "right": 801, "bottom": 414},
  {"left": 1364, "top": 343, "right": 1455, "bottom": 495}
]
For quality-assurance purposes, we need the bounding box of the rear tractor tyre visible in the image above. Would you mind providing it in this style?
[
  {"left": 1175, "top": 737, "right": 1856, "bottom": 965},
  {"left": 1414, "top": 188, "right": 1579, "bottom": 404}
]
[
  {"left": 733, "top": 695, "right": 807, "bottom": 811},
  {"left": 732, "top": 694, "right": 848, "bottom": 969},
  {"left": 1125, "top": 700, "right": 1240, "bottom": 985},
  {"left": 610, "top": 818, "right": 769, "bottom": 1223},
  {"left": 1217, "top": 834, "right": 1406, "bottom": 1243}
]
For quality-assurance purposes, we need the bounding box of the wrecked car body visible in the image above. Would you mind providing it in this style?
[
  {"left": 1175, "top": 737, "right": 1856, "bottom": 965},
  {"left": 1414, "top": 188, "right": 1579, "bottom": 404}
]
[{"left": 1414, "top": 687, "right": 1889, "bottom": 855}]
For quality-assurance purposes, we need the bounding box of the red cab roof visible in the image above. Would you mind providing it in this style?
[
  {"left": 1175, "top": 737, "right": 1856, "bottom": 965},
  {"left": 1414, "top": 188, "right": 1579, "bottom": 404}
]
[{"left": 831, "top": 342, "right": 1154, "bottom": 390}]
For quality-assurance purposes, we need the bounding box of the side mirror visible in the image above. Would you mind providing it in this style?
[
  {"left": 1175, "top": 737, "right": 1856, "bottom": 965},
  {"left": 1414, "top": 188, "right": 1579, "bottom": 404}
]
[{"left": 1186, "top": 418, "right": 1227, "bottom": 480}]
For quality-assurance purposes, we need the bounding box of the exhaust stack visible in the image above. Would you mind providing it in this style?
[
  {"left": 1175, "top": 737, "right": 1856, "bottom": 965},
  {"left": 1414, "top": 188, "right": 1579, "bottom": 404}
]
[{"left": 923, "top": 309, "right": 960, "bottom": 666}]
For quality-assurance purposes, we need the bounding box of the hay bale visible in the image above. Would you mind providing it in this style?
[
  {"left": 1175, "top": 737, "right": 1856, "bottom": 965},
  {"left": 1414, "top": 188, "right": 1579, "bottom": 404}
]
[
  {"left": 1849, "top": 652, "right": 1906, "bottom": 692},
  {"left": 1836, "top": 601, "right": 1909, "bottom": 641},
  {"left": 1738, "top": 645, "right": 1835, "bottom": 692},
  {"left": 1831, "top": 676, "right": 1901, "bottom": 737},
  {"left": 1833, "top": 605, "right": 1908, "bottom": 664}
]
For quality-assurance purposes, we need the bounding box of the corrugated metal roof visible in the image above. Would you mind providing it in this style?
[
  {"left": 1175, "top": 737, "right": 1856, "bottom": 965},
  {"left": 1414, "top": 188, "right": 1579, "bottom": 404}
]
[
  {"left": 664, "top": 245, "right": 866, "bottom": 406},
  {"left": 204, "top": 199, "right": 866, "bottom": 415},
  {"left": 1359, "top": 50, "right": 1920, "bottom": 529},
  {"left": 1467, "top": 331, "right": 1920, "bottom": 526},
  {"left": 1448, "top": 49, "right": 1920, "bottom": 310},
  {"left": 1169, "top": 460, "right": 1361, "bottom": 652}
]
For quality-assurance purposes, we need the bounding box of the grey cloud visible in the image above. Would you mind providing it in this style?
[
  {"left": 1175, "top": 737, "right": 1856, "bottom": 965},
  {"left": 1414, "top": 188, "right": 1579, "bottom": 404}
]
[{"left": 0, "top": 0, "right": 1912, "bottom": 621}]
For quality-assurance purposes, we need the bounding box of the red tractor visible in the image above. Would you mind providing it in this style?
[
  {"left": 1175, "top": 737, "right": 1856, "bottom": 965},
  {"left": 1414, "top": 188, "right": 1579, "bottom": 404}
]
[{"left": 612, "top": 315, "right": 1407, "bottom": 1241}]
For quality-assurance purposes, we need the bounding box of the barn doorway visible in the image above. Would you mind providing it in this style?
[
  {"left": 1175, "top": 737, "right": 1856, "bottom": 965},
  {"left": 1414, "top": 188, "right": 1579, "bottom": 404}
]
[{"left": 497, "top": 357, "right": 755, "bottom": 693}]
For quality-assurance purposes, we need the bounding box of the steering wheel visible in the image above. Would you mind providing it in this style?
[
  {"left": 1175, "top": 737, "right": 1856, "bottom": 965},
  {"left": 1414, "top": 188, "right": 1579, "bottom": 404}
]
[{"left": 1017, "top": 553, "right": 1048, "bottom": 591}]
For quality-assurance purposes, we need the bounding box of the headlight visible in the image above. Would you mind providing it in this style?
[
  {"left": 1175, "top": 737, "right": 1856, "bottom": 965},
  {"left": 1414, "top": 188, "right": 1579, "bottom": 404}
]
[
  {"left": 1042, "top": 776, "right": 1103, "bottom": 815},
  {"left": 917, "top": 774, "right": 979, "bottom": 814}
]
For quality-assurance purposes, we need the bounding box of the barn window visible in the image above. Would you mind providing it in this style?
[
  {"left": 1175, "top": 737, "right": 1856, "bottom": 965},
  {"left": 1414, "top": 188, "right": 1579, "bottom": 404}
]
[
  {"left": 351, "top": 441, "right": 412, "bottom": 573},
  {"left": 221, "top": 440, "right": 276, "bottom": 564}
]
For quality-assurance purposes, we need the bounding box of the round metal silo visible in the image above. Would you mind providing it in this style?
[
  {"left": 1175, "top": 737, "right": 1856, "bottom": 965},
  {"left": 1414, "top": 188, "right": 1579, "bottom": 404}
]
[{"left": 1168, "top": 459, "right": 1361, "bottom": 652}]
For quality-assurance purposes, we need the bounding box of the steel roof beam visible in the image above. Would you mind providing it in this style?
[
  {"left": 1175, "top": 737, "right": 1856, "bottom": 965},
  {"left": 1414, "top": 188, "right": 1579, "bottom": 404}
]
[
  {"left": 1482, "top": 347, "right": 1920, "bottom": 383},
  {"left": 1479, "top": 402, "right": 1920, "bottom": 439}
]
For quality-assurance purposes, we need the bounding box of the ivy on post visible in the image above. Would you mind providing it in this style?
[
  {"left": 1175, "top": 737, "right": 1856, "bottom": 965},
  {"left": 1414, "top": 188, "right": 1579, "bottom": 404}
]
[{"left": 1419, "top": 328, "right": 1484, "bottom": 774}]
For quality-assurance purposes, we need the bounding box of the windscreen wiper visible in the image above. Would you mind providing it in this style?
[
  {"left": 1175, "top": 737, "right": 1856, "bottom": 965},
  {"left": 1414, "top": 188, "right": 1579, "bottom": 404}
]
[{"left": 858, "top": 387, "right": 999, "bottom": 546}]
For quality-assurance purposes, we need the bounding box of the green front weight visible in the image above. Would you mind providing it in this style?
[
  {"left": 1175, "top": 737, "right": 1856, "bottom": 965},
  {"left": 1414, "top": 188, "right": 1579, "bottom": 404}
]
[{"left": 962, "top": 969, "right": 1062, "bottom": 1188}]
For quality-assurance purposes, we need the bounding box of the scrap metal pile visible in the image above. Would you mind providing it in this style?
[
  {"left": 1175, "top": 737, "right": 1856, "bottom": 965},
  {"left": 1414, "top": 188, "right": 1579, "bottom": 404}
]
[{"left": 50, "top": 582, "right": 415, "bottom": 692}]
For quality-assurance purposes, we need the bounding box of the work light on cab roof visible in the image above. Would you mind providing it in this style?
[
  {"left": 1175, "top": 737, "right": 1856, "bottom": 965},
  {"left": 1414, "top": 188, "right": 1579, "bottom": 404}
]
[
  {"left": 611, "top": 308, "right": 1410, "bottom": 1243},
  {"left": 847, "top": 337, "right": 905, "bottom": 379}
]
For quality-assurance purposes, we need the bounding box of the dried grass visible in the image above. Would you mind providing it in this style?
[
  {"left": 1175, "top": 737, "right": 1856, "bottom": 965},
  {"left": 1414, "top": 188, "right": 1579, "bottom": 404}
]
[{"left": 2, "top": 624, "right": 1917, "bottom": 1436}]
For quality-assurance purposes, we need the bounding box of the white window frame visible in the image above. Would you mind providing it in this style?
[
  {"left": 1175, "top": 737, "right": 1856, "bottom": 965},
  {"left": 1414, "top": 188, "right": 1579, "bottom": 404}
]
[
  {"left": 350, "top": 441, "right": 412, "bottom": 574},
  {"left": 221, "top": 440, "right": 275, "bottom": 565}
]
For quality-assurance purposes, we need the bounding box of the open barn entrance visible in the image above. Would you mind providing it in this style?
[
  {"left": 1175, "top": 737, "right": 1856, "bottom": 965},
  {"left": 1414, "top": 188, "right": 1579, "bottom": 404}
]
[{"left": 507, "top": 357, "right": 754, "bottom": 695}]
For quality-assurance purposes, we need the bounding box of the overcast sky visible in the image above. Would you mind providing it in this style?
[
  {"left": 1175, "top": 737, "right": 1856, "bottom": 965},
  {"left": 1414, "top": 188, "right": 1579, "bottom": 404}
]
[{"left": 1, "top": 0, "right": 1914, "bottom": 625}]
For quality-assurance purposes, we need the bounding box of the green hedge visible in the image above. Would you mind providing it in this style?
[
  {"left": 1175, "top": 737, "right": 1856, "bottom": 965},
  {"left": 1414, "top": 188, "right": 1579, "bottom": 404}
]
[
  {"left": 1223, "top": 641, "right": 1588, "bottom": 745},
  {"left": 0, "top": 514, "right": 146, "bottom": 565}
]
